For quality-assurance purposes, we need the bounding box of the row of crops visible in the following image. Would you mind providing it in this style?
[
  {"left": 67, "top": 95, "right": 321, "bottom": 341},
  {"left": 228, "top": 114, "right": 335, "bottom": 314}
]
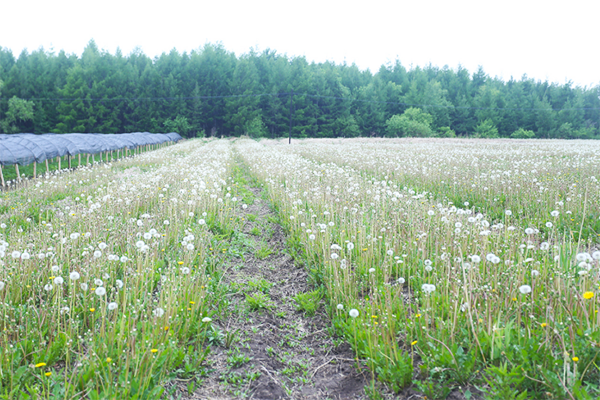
[
  {"left": 0, "top": 139, "right": 235, "bottom": 398},
  {"left": 235, "top": 137, "right": 600, "bottom": 399}
]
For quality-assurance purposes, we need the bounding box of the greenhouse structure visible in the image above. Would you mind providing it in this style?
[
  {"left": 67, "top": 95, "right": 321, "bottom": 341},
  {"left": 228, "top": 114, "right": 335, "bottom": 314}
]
[{"left": 0, "top": 132, "right": 182, "bottom": 186}]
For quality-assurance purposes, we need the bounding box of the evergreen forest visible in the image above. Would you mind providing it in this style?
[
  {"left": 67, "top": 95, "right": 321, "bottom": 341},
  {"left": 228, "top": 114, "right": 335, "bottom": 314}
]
[{"left": 0, "top": 40, "right": 599, "bottom": 139}]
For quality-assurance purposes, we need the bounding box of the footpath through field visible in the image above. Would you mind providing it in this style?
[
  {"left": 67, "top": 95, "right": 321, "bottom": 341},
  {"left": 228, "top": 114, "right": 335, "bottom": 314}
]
[{"left": 188, "top": 161, "right": 366, "bottom": 399}]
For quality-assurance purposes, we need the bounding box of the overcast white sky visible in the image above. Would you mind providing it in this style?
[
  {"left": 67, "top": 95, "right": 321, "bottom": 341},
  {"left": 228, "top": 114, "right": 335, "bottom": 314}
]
[{"left": 2, "top": 0, "right": 599, "bottom": 88}]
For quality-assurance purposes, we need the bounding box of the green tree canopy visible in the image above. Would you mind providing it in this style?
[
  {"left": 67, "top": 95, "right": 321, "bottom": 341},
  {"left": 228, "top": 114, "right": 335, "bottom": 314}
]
[
  {"left": 0, "top": 78, "right": 35, "bottom": 133},
  {"left": 0, "top": 44, "right": 598, "bottom": 139},
  {"left": 385, "top": 108, "right": 433, "bottom": 137}
]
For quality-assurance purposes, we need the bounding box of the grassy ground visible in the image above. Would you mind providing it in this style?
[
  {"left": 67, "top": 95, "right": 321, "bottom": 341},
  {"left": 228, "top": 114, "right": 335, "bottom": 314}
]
[{"left": 0, "top": 137, "right": 599, "bottom": 399}]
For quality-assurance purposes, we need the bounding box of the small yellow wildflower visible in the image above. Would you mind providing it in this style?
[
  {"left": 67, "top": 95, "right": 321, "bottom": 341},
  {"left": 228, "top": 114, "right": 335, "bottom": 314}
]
[
  {"left": 178, "top": 261, "right": 184, "bottom": 265},
  {"left": 583, "top": 291, "right": 594, "bottom": 300},
  {"left": 45, "top": 372, "right": 52, "bottom": 377},
  {"left": 411, "top": 340, "right": 418, "bottom": 346},
  {"left": 415, "top": 313, "right": 422, "bottom": 318},
  {"left": 35, "top": 362, "right": 46, "bottom": 368},
  {"left": 190, "top": 301, "right": 195, "bottom": 305},
  {"left": 572, "top": 357, "right": 579, "bottom": 362},
  {"left": 151, "top": 349, "right": 158, "bottom": 353},
  {"left": 541, "top": 323, "right": 548, "bottom": 328},
  {"left": 106, "top": 357, "right": 112, "bottom": 363},
  {"left": 89, "top": 308, "right": 95, "bottom": 312}
]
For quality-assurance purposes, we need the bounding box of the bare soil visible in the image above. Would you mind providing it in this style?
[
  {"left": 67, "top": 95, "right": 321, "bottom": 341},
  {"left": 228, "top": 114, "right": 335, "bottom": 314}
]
[{"left": 176, "top": 187, "right": 368, "bottom": 399}]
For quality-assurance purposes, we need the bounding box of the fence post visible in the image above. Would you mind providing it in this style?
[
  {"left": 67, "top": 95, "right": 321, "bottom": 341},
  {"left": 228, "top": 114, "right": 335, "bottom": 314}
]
[{"left": 289, "top": 89, "right": 294, "bottom": 144}]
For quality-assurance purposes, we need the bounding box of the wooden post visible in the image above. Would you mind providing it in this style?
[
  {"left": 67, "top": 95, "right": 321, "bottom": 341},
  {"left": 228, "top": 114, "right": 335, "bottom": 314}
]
[
  {"left": 68, "top": 155, "right": 71, "bottom": 169},
  {"left": 0, "top": 165, "right": 4, "bottom": 187},
  {"left": 33, "top": 162, "right": 37, "bottom": 179},
  {"left": 78, "top": 154, "right": 81, "bottom": 167},
  {"left": 87, "top": 154, "right": 90, "bottom": 165},
  {"left": 58, "top": 156, "right": 61, "bottom": 170},
  {"left": 45, "top": 159, "right": 49, "bottom": 174},
  {"left": 289, "top": 89, "right": 294, "bottom": 144},
  {"left": 15, "top": 164, "right": 20, "bottom": 181}
]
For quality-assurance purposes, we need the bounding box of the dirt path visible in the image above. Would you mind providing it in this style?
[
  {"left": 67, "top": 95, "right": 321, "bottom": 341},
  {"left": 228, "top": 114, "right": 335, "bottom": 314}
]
[{"left": 182, "top": 186, "right": 367, "bottom": 399}]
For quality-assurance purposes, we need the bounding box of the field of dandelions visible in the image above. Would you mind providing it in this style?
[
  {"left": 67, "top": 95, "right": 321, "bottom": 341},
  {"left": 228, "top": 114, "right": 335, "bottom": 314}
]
[{"left": 0, "top": 137, "right": 599, "bottom": 399}]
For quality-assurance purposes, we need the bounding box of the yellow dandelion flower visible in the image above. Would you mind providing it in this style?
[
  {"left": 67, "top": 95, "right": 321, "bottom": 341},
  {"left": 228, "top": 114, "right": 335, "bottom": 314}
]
[
  {"left": 45, "top": 372, "right": 52, "bottom": 377},
  {"left": 89, "top": 308, "right": 95, "bottom": 312},
  {"left": 572, "top": 357, "right": 579, "bottom": 362},
  {"left": 190, "top": 301, "right": 195, "bottom": 305},
  {"left": 106, "top": 357, "right": 112, "bottom": 363},
  {"left": 541, "top": 323, "right": 548, "bottom": 328},
  {"left": 151, "top": 349, "right": 158, "bottom": 353},
  {"left": 35, "top": 362, "right": 46, "bottom": 368},
  {"left": 411, "top": 340, "right": 418, "bottom": 346},
  {"left": 178, "top": 261, "right": 184, "bottom": 265},
  {"left": 583, "top": 291, "right": 594, "bottom": 300}
]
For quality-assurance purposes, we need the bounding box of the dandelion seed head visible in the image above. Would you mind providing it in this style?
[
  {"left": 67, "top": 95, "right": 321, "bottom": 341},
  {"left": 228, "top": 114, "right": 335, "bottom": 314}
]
[
  {"left": 421, "top": 284, "right": 436, "bottom": 294},
  {"left": 519, "top": 285, "right": 532, "bottom": 294}
]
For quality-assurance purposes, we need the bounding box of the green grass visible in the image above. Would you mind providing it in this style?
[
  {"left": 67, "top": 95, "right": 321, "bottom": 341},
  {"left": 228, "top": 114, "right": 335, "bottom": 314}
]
[
  {"left": 245, "top": 292, "right": 273, "bottom": 312},
  {"left": 254, "top": 242, "right": 274, "bottom": 259},
  {"left": 293, "top": 289, "right": 323, "bottom": 316}
]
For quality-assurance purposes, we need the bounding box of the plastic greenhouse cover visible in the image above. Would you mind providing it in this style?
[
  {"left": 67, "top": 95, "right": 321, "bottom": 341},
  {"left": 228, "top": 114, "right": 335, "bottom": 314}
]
[
  {"left": 165, "top": 132, "right": 183, "bottom": 141},
  {"left": 3, "top": 136, "right": 47, "bottom": 165},
  {"left": 0, "top": 132, "right": 178, "bottom": 166}
]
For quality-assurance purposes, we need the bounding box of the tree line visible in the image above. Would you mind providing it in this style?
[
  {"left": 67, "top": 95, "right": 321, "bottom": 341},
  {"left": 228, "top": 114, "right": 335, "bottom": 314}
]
[{"left": 1, "top": 40, "right": 599, "bottom": 139}]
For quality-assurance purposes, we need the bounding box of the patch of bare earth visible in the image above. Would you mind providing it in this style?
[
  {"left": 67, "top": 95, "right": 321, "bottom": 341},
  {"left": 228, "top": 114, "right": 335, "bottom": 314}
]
[{"left": 173, "top": 187, "right": 367, "bottom": 399}]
